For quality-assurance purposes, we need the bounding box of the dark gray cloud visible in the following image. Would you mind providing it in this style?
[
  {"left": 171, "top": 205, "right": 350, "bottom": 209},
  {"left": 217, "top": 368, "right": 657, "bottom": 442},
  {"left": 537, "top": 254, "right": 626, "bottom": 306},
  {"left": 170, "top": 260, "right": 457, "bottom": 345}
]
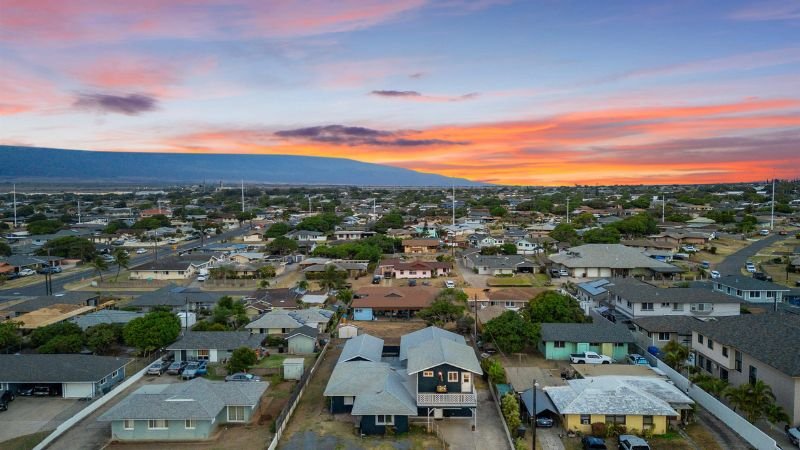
[
  {"left": 370, "top": 90, "right": 422, "bottom": 97},
  {"left": 274, "top": 124, "right": 466, "bottom": 147},
  {"left": 74, "top": 93, "right": 158, "bottom": 115},
  {"left": 409, "top": 72, "right": 425, "bottom": 79}
]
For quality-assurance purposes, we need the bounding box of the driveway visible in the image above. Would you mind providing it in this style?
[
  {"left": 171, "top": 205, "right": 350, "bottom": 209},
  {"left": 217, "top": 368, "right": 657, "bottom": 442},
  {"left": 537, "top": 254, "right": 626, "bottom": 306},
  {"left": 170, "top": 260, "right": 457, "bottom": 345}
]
[
  {"left": 694, "top": 408, "right": 749, "bottom": 450},
  {"left": 456, "top": 257, "right": 489, "bottom": 288},
  {"left": 437, "top": 388, "right": 510, "bottom": 450},
  {"left": 716, "top": 234, "right": 782, "bottom": 275},
  {"left": 0, "top": 396, "right": 82, "bottom": 443}
]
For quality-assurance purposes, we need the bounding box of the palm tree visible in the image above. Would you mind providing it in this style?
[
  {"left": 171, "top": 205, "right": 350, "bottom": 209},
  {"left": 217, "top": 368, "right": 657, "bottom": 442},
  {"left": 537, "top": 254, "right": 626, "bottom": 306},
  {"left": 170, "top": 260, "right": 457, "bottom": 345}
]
[
  {"left": 724, "top": 384, "right": 750, "bottom": 414},
  {"left": 765, "top": 403, "right": 790, "bottom": 426},
  {"left": 319, "top": 265, "right": 344, "bottom": 292},
  {"left": 112, "top": 249, "right": 130, "bottom": 281},
  {"left": 746, "top": 380, "right": 777, "bottom": 423},
  {"left": 692, "top": 375, "right": 728, "bottom": 399},
  {"left": 295, "top": 279, "right": 309, "bottom": 292},
  {"left": 662, "top": 340, "right": 690, "bottom": 373},
  {"left": 90, "top": 256, "right": 109, "bottom": 282}
]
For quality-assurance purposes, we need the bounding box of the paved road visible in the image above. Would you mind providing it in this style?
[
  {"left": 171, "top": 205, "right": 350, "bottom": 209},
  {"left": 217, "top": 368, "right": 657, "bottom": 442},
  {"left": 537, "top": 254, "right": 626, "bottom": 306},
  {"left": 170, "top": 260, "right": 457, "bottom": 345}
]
[
  {"left": 0, "top": 227, "right": 250, "bottom": 297},
  {"left": 716, "top": 234, "right": 783, "bottom": 276}
]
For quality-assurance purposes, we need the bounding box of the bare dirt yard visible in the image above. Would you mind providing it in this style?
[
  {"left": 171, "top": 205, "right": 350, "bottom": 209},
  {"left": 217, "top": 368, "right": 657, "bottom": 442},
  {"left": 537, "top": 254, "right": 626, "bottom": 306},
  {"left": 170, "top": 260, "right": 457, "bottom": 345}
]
[{"left": 352, "top": 319, "right": 429, "bottom": 340}]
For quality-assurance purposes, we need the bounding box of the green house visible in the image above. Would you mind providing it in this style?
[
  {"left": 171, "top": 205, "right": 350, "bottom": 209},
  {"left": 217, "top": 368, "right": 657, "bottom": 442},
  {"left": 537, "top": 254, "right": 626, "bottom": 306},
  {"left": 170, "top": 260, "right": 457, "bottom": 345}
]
[{"left": 538, "top": 322, "right": 633, "bottom": 362}]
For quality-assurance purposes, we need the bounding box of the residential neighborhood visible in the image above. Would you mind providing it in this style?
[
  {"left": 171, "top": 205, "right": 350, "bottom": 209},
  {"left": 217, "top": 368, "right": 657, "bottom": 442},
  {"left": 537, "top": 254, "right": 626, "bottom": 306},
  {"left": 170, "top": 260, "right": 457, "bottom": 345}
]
[{"left": 1, "top": 181, "right": 800, "bottom": 450}]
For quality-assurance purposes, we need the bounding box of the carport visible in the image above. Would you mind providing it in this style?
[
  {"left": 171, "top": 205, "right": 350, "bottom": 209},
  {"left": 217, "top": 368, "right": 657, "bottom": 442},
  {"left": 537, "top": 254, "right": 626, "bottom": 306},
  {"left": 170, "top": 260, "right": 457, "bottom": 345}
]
[
  {"left": 519, "top": 387, "right": 559, "bottom": 423},
  {"left": 0, "top": 354, "right": 130, "bottom": 399}
]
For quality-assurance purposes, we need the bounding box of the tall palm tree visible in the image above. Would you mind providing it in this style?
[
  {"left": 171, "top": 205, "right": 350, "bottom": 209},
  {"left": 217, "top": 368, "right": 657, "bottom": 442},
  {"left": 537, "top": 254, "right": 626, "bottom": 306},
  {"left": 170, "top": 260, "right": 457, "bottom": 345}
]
[
  {"left": 746, "top": 380, "right": 777, "bottom": 423},
  {"left": 765, "top": 403, "right": 790, "bottom": 426},
  {"left": 319, "top": 265, "right": 344, "bottom": 292},
  {"left": 112, "top": 249, "right": 130, "bottom": 281},
  {"left": 295, "top": 279, "right": 309, "bottom": 291},
  {"left": 662, "top": 340, "right": 690, "bottom": 373},
  {"left": 724, "top": 384, "right": 749, "bottom": 414},
  {"left": 90, "top": 256, "right": 109, "bottom": 282}
]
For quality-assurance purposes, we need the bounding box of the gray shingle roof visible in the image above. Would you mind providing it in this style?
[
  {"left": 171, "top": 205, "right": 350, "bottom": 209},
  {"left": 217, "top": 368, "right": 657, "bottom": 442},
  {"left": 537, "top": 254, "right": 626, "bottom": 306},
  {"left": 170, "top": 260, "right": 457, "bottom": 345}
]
[
  {"left": 549, "top": 244, "right": 677, "bottom": 270},
  {"left": 693, "top": 313, "right": 800, "bottom": 376},
  {"left": 399, "top": 326, "right": 464, "bottom": 361},
  {"left": 339, "top": 334, "right": 384, "bottom": 363},
  {"left": 406, "top": 337, "right": 482, "bottom": 375},
  {"left": 606, "top": 277, "right": 743, "bottom": 304},
  {"left": 70, "top": 310, "right": 144, "bottom": 330},
  {"left": 323, "top": 361, "right": 417, "bottom": 416},
  {"left": 545, "top": 376, "right": 692, "bottom": 416},
  {"left": 98, "top": 378, "right": 268, "bottom": 421},
  {"left": 540, "top": 322, "right": 634, "bottom": 344},
  {"left": 715, "top": 275, "right": 791, "bottom": 292},
  {"left": 286, "top": 325, "right": 319, "bottom": 340},
  {"left": 245, "top": 311, "right": 303, "bottom": 330},
  {"left": 129, "top": 285, "right": 220, "bottom": 308},
  {"left": 631, "top": 316, "right": 704, "bottom": 335},
  {"left": 0, "top": 354, "right": 130, "bottom": 383},
  {"left": 167, "top": 331, "right": 264, "bottom": 351}
]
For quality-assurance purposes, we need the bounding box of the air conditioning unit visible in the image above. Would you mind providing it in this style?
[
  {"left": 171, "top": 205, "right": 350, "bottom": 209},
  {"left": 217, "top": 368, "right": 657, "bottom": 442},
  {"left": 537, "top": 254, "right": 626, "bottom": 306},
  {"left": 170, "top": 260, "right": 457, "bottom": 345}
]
[{"left": 433, "top": 408, "right": 443, "bottom": 419}]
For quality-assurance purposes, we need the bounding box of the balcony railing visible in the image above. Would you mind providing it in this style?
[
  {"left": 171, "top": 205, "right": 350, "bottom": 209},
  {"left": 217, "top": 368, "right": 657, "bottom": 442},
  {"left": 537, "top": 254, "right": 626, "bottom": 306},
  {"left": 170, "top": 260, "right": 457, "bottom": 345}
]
[{"left": 417, "top": 392, "right": 477, "bottom": 407}]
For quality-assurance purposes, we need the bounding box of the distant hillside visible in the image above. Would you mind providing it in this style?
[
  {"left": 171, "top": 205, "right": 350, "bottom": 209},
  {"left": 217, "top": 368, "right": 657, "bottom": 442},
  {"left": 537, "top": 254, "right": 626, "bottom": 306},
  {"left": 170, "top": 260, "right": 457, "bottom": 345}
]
[{"left": 0, "top": 146, "right": 482, "bottom": 186}]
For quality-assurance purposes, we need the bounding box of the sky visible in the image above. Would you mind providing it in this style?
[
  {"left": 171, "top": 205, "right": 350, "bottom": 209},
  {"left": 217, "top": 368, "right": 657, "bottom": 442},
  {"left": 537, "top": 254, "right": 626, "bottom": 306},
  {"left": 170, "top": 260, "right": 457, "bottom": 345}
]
[{"left": 2, "top": 0, "right": 800, "bottom": 186}]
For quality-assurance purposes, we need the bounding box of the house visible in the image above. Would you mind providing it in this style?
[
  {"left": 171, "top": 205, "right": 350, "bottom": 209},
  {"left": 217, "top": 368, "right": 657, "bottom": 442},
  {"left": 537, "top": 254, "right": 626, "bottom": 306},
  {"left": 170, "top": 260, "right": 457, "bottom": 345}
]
[
  {"left": 604, "top": 278, "right": 741, "bottom": 318},
  {"left": 242, "top": 231, "right": 264, "bottom": 243},
  {"left": 98, "top": 378, "right": 268, "bottom": 441},
  {"left": 0, "top": 354, "right": 129, "bottom": 398},
  {"left": 351, "top": 287, "right": 439, "bottom": 321},
  {"left": 691, "top": 313, "right": 800, "bottom": 426},
  {"left": 468, "top": 233, "right": 505, "bottom": 248},
  {"left": 70, "top": 310, "right": 145, "bottom": 330},
  {"left": 333, "top": 230, "right": 375, "bottom": 241},
  {"left": 549, "top": 244, "right": 682, "bottom": 279},
  {"left": 1, "top": 255, "right": 65, "bottom": 273},
  {"left": 462, "top": 252, "right": 538, "bottom": 275},
  {"left": 712, "top": 276, "right": 791, "bottom": 304},
  {"left": 545, "top": 376, "right": 694, "bottom": 434},
  {"left": 621, "top": 239, "right": 680, "bottom": 253},
  {"left": 377, "top": 259, "right": 452, "bottom": 279},
  {"left": 324, "top": 327, "right": 483, "bottom": 435},
  {"left": 286, "top": 325, "right": 319, "bottom": 354},
  {"left": 128, "top": 285, "right": 222, "bottom": 312},
  {"left": 486, "top": 287, "right": 548, "bottom": 310},
  {"left": 285, "top": 230, "right": 327, "bottom": 242},
  {"left": 514, "top": 239, "right": 542, "bottom": 255},
  {"left": 244, "top": 308, "right": 333, "bottom": 335},
  {"left": 650, "top": 230, "right": 712, "bottom": 247},
  {"left": 576, "top": 279, "right": 611, "bottom": 303},
  {"left": 167, "top": 332, "right": 264, "bottom": 363},
  {"left": 303, "top": 260, "right": 368, "bottom": 278},
  {"left": 402, "top": 239, "right": 440, "bottom": 254},
  {"left": 139, "top": 208, "right": 173, "bottom": 218},
  {"left": 229, "top": 252, "right": 266, "bottom": 264},
  {"left": 128, "top": 254, "right": 215, "bottom": 280},
  {"left": 631, "top": 316, "right": 701, "bottom": 348},
  {"left": 538, "top": 322, "right": 633, "bottom": 361},
  {"left": 248, "top": 288, "right": 303, "bottom": 311}
]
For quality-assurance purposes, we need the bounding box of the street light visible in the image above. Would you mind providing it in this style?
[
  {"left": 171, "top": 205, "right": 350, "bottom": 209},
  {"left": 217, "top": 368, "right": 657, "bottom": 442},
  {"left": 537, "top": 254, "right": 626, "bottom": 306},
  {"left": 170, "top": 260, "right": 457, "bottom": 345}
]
[{"left": 532, "top": 379, "right": 540, "bottom": 450}]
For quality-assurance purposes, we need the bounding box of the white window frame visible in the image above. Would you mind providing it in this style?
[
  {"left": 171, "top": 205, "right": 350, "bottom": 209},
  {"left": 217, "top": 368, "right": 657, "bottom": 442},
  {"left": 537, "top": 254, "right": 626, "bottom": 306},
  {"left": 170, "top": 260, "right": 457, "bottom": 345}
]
[
  {"left": 123, "top": 419, "right": 134, "bottom": 430},
  {"left": 376, "top": 414, "right": 395, "bottom": 426},
  {"left": 112, "top": 370, "right": 119, "bottom": 378},
  {"left": 447, "top": 371, "right": 459, "bottom": 383},
  {"left": 197, "top": 349, "right": 210, "bottom": 360},
  {"left": 148, "top": 419, "right": 167, "bottom": 430},
  {"left": 227, "top": 405, "right": 246, "bottom": 422},
  {"left": 185, "top": 419, "right": 196, "bottom": 429},
  {"left": 658, "top": 332, "right": 670, "bottom": 341}
]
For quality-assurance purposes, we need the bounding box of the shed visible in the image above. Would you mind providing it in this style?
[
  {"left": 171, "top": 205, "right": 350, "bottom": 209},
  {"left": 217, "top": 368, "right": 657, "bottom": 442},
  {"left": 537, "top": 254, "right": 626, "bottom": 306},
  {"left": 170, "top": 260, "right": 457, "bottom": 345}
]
[
  {"left": 338, "top": 323, "right": 359, "bottom": 339},
  {"left": 286, "top": 326, "right": 319, "bottom": 354},
  {"left": 283, "top": 358, "right": 305, "bottom": 380}
]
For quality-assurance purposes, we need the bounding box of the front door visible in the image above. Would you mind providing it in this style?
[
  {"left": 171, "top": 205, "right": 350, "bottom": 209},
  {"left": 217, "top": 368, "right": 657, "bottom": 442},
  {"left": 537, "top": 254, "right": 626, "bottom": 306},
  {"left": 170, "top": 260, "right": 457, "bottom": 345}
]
[{"left": 461, "top": 372, "right": 471, "bottom": 393}]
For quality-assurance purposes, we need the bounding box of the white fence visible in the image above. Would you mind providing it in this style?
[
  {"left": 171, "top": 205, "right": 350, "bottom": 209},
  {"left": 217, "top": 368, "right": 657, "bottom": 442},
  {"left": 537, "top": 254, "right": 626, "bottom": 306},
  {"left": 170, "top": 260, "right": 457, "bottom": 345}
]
[
  {"left": 653, "top": 358, "right": 780, "bottom": 450},
  {"left": 35, "top": 362, "right": 151, "bottom": 450}
]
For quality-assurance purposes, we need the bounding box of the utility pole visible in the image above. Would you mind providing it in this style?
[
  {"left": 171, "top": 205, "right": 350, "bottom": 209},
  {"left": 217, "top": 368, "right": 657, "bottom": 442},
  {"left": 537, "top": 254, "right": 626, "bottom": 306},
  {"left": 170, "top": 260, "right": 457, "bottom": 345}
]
[
  {"left": 770, "top": 178, "right": 775, "bottom": 230},
  {"left": 532, "top": 379, "right": 539, "bottom": 449},
  {"left": 241, "top": 179, "right": 245, "bottom": 213},
  {"left": 13, "top": 184, "right": 17, "bottom": 228},
  {"left": 566, "top": 197, "right": 569, "bottom": 223},
  {"left": 662, "top": 194, "right": 665, "bottom": 224},
  {"left": 77, "top": 199, "right": 82, "bottom": 224}
]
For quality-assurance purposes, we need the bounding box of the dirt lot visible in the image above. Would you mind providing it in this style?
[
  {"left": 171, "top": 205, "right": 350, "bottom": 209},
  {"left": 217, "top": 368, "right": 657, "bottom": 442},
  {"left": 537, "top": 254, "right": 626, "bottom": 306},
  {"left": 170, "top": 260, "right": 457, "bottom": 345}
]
[{"left": 351, "top": 319, "right": 429, "bottom": 339}]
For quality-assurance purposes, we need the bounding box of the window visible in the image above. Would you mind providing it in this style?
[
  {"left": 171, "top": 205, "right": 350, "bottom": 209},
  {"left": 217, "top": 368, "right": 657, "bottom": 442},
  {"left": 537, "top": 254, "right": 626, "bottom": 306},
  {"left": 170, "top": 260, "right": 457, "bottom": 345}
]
[
  {"left": 447, "top": 372, "right": 459, "bottom": 383},
  {"left": 661, "top": 302, "right": 670, "bottom": 308},
  {"left": 580, "top": 415, "right": 591, "bottom": 425},
  {"left": 505, "top": 301, "right": 515, "bottom": 307},
  {"left": 185, "top": 419, "right": 195, "bottom": 429},
  {"left": 767, "top": 291, "right": 775, "bottom": 298},
  {"left": 606, "top": 415, "right": 626, "bottom": 425},
  {"left": 197, "top": 349, "right": 210, "bottom": 360},
  {"left": 376, "top": 415, "right": 395, "bottom": 425},
  {"left": 658, "top": 332, "right": 670, "bottom": 341},
  {"left": 720, "top": 368, "right": 729, "bottom": 381},
  {"left": 750, "top": 291, "right": 761, "bottom": 298},
  {"left": 697, "top": 334, "right": 704, "bottom": 344},
  {"left": 672, "top": 304, "right": 684, "bottom": 311},
  {"left": 641, "top": 302, "right": 654, "bottom": 311},
  {"left": 227, "top": 406, "right": 246, "bottom": 422},
  {"left": 705, "top": 358, "right": 712, "bottom": 373},
  {"left": 749, "top": 366, "right": 758, "bottom": 385},
  {"left": 123, "top": 419, "right": 134, "bottom": 430},
  {"left": 707, "top": 339, "right": 713, "bottom": 350},
  {"left": 112, "top": 370, "right": 119, "bottom": 378},
  {"left": 722, "top": 347, "right": 728, "bottom": 357},
  {"left": 100, "top": 376, "right": 108, "bottom": 385},
  {"left": 589, "top": 342, "right": 601, "bottom": 347},
  {"left": 615, "top": 343, "right": 625, "bottom": 347},
  {"left": 642, "top": 415, "right": 654, "bottom": 429},
  {"left": 423, "top": 371, "right": 434, "bottom": 377},
  {"left": 343, "top": 396, "right": 354, "bottom": 405},
  {"left": 736, "top": 290, "right": 742, "bottom": 296},
  {"left": 735, "top": 351, "right": 743, "bottom": 372},
  {"left": 627, "top": 301, "right": 632, "bottom": 308},
  {"left": 554, "top": 341, "right": 565, "bottom": 348},
  {"left": 148, "top": 419, "right": 167, "bottom": 430}
]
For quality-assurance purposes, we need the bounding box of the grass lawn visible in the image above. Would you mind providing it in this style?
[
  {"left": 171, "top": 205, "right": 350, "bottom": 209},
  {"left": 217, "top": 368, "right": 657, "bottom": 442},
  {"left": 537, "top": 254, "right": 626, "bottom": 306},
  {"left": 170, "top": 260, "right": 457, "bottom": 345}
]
[
  {"left": 0, "top": 431, "right": 50, "bottom": 450},
  {"left": 684, "top": 424, "right": 723, "bottom": 450},
  {"left": 256, "top": 354, "right": 290, "bottom": 369},
  {"left": 487, "top": 276, "right": 534, "bottom": 287}
]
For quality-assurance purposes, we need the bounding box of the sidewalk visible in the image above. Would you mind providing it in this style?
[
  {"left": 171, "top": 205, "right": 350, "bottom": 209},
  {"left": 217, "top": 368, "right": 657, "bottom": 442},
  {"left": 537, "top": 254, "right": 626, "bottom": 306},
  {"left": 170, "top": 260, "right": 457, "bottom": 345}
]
[{"left": 756, "top": 420, "right": 794, "bottom": 449}]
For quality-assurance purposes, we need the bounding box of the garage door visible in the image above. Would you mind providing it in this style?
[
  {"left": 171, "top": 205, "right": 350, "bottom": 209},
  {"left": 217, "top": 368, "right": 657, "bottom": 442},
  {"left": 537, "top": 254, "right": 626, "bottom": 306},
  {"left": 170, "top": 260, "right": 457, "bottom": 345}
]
[{"left": 63, "top": 383, "right": 93, "bottom": 398}]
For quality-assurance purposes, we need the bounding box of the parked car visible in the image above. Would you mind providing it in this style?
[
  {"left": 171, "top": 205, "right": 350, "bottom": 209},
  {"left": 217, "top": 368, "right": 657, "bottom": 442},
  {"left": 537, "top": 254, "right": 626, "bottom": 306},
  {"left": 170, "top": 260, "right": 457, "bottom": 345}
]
[
  {"left": 582, "top": 436, "right": 608, "bottom": 449},
  {"left": 135, "top": 248, "right": 147, "bottom": 254},
  {"left": 535, "top": 416, "right": 554, "bottom": 428},
  {"left": 445, "top": 280, "right": 456, "bottom": 289},
  {"left": 197, "top": 275, "right": 207, "bottom": 282},
  {"left": 18, "top": 268, "right": 36, "bottom": 277},
  {"left": 408, "top": 279, "right": 417, "bottom": 287},
  {"left": 166, "top": 361, "right": 188, "bottom": 375},
  {"left": 570, "top": 351, "right": 612, "bottom": 364},
  {"left": 17, "top": 387, "right": 34, "bottom": 396},
  {"left": 101, "top": 254, "right": 115, "bottom": 263},
  {"left": 225, "top": 373, "right": 261, "bottom": 382},
  {"left": 745, "top": 262, "right": 757, "bottom": 273},
  {"left": 4, "top": 272, "right": 20, "bottom": 280},
  {"left": 559, "top": 269, "right": 570, "bottom": 277},
  {"left": 0, "top": 389, "right": 15, "bottom": 410},
  {"left": 710, "top": 270, "right": 721, "bottom": 279},
  {"left": 549, "top": 268, "right": 561, "bottom": 278},
  {"left": 753, "top": 272, "right": 773, "bottom": 282},
  {"left": 146, "top": 360, "right": 168, "bottom": 376},
  {"left": 372, "top": 275, "right": 381, "bottom": 284},
  {"left": 759, "top": 229, "right": 770, "bottom": 236},
  {"left": 618, "top": 434, "right": 651, "bottom": 450},
  {"left": 700, "top": 261, "right": 710, "bottom": 269},
  {"left": 37, "top": 266, "right": 62, "bottom": 274},
  {"left": 787, "top": 425, "right": 800, "bottom": 446},
  {"left": 681, "top": 245, "right": 698, "bottom": 253},
  {"left": 32, "top": 386, "right": 52, "bottom": 396},
  {"left": 626, "top": 354, "right": 649, "bottom": 366},
  {"left": 182, "top": 361, "right": 208, "bottom": 379}
]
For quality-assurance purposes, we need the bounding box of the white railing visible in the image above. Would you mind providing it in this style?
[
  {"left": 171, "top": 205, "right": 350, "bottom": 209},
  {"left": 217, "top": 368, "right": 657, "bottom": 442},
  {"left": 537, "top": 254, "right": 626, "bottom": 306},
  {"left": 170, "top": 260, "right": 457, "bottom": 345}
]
[{"left": 417, "top": 392, "right": 477, "bottom": 407}]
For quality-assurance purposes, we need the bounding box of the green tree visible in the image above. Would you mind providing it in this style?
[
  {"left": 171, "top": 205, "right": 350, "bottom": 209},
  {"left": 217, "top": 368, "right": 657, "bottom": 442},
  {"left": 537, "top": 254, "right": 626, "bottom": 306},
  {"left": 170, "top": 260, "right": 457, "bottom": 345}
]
[
  {"left": 501, "top": 393, "right": 521, "bottom": 431},
  {"left": 571, "top": 212, "right": 595, "bottom": 229},
  {"left": 228, "top": 347, "right": 258, "bottom": 373},
  {"left": 31, "top": 321, "right": 83, "bottom": 348},
  {"left": 525, "top": 291, "right": 587, "bottom": 324},
  {"left": 661, "top": 340, "right": 690, "bottom": 373},
  {"left": 38, "top": 334, "right": 84, "bottom": 353},
  {"left": 26, "top": 219, "right": 63, "bottom": 235},
  {"left": 582, "top": 227, "right": 621, "bottom": 244},
  {"left": 264, "top": 222, "right": 291, "bottom": 238},
  {"left": 37, "top": 236, "right": 97, "bottom": 261},
  {"left": 336, "top": 288, "right": 354, "bottom": 304},
  {"left": 90, "top": 256, "right": 109, "bottom": 281},
  {"left": 373, "top": 211, "right": 404, "bottom": 233},
  {"left": 257, "top": 265, "right": 277, "bottom": 279},
  {"left": 489, "top": 205, "right": 508, "bottom": 217},
  {"left": 550, "top": 223, "right": 578, "bottom": 244},
  {"left": 480, "top": 357, "right": 507, "bottom": 384},
  {"left": 765, "top": 403, "right": 790, "bottom": 426},
  {"left": 113, "top": 248, "right": 130, "bottom": 281},
  {"left": 737, "top": 215, "right": 758, "bottom": 233},
  {"left": 295, "top": 213, "right": 341, "bottom": 233},
  {"left": 482, "top": 310, "right": 540, "bottom": 353},
  {"left": 123, "top": 310, "right": 181, "bottom": 355},
  {"left": 132, "top": 214, "right": 171, "bottom": 230},
  {"left": 417, "top": 292, "right": 465, "bottom": 326},
  {"left": 500, "top": 243, "right": 517, "bottom": 255},
  {"left": 267, "top": 236, "right": 298, "bottom": 255},
  {"left": 319, "top": 265, "right": 347, "bottom": 291},
  {"left": 610, "top": 213, "right": 658, "bottom": 237},
  {"left": 0, "top": 321, "right": 21, "bottom": 350},
  {"left": 0, "top": 241, "right": 11, "bottom": 257},
  {"left": 86, "top": 323, "right": 123, "bottom": 354}
]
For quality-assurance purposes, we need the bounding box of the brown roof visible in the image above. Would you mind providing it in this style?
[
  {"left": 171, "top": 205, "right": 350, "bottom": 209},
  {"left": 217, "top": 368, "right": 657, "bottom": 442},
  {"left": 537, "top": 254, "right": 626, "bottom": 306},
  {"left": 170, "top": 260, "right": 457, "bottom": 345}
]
[
  {"left": 402, "top": 239, "right": 440, "bottom": 247},
  {"left": 485, "top": 287, "right": 549, "bottom": 301},
  {"left": 380, "top": 259, "right": 452, "bottom": 270},
  {"left": 352, "top": 286, "right": 439, "bottom": 309}
]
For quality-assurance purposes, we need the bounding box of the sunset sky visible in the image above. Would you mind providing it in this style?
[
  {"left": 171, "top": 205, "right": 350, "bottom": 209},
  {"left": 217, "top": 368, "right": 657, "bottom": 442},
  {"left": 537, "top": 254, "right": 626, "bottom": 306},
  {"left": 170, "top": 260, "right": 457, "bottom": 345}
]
[{"left": 2, "top": 0, "right": 800, "bottom": 185}]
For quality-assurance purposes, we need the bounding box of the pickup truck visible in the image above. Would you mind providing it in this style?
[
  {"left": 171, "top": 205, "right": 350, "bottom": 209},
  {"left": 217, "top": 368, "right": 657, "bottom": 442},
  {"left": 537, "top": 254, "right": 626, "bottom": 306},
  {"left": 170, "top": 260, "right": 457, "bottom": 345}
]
[{"left": 570, "top": 351, "right": 612, "bottom": 364}]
